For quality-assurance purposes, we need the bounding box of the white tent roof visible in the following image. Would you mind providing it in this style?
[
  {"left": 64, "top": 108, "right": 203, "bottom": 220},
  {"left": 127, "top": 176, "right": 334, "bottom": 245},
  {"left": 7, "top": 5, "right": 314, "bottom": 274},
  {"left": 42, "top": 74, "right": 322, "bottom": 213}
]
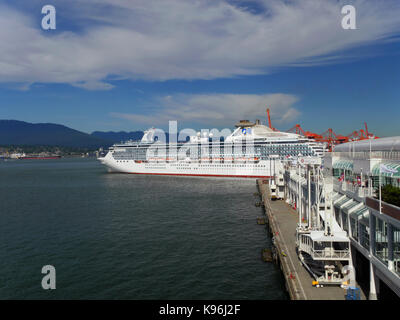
[{"left": 334, "top": 136, "right": 400, "bottom": 152}]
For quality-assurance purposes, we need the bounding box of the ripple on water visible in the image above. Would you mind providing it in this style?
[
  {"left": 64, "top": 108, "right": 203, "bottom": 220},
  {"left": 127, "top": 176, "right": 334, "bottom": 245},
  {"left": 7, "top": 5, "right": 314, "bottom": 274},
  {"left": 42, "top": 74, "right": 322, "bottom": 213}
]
[{"left": 0, "top": 158, "right": 287, "bottom": 300}]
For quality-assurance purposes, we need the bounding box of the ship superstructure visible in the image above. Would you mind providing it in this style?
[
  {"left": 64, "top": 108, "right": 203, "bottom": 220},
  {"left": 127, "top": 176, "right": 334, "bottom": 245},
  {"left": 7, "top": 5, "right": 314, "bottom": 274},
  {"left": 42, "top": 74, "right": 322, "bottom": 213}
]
[{"left": 99, "top": 119, "right": 326, "bottom": 178}]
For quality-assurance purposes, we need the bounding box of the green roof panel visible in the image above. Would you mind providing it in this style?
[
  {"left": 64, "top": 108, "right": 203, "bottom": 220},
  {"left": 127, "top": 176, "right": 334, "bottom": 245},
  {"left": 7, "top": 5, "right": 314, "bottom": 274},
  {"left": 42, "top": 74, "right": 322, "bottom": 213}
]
[
  {"left": 371, "top": 162, "right": 400, "bottom": 178},
  {"left": 333, "top": 160, "right": 354, "bottom": 170}
]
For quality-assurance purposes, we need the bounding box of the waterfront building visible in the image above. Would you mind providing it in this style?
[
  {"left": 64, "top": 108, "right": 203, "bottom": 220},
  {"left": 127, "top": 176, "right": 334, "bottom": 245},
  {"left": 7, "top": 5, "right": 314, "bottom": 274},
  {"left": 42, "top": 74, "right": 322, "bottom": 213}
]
[{"left": 284, "top": 136, "right": 400, "bottom": 299}]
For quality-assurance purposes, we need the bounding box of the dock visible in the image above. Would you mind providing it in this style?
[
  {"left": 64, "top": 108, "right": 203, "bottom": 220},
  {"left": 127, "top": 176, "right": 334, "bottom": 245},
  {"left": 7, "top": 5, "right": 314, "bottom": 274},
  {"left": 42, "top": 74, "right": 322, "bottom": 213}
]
[{"left": 257, "top": 179, "right": 360, "bottom": 300}]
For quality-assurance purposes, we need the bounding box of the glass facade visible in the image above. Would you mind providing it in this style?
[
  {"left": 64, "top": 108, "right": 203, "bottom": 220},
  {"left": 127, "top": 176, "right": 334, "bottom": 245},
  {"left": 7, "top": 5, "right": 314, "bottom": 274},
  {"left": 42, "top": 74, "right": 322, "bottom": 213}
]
[
  {"left": 350, "top": 216, "right": 358, "bottom": 240},
  {"left": 324, "top": 156, "right": 400, "bottom": 293},
  {"left": 394, "top": 226, "right": 400, "bottom": 276},
  {"left": 375, "top": 216, "right": 388, "bottom": 265},
  {"left": 359, "top": 222, "right": 370, "bottom": 250},
  {"left": 334, "top": 207, "right": 341, "bottom": 226},
  {"left": 342, "top": 211, "right": 348, "bottom": 233}
]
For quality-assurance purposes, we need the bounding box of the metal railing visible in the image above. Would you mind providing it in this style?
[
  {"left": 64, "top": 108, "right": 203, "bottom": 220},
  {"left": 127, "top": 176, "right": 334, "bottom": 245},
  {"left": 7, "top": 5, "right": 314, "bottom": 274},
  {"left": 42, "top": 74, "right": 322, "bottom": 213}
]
[
  {"left": 312, "top": 249, "right": 351, "bottom": 260},
  {"left": 298, "top": 236, "right": 351, "bottom": 260},
  {"left": 333, "top": 180, "right": 374, "bottom": 197}
]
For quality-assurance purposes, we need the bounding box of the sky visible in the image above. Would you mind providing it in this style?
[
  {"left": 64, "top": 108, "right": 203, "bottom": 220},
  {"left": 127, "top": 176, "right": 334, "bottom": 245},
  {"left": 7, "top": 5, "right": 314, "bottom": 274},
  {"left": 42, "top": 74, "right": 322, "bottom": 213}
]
[{"left": 0, "top": 0, "right": 399, "bottom": 137}]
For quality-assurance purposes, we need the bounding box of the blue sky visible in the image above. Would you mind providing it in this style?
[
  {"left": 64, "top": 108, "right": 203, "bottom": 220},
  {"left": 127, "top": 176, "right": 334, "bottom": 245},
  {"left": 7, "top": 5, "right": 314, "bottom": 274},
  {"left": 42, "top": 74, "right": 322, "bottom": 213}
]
[{"left": 0, "top": 0, "right": 400, "bottom": 137}]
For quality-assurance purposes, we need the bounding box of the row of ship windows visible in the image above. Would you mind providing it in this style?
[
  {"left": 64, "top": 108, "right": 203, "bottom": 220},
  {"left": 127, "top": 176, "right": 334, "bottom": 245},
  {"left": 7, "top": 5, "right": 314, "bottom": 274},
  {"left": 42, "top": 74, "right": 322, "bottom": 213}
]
[
  {"left": 114, "top": 154, "right": 311, "bottom": 158},
  {"left": 113, "top": 145, "right": 313, "bottom": 153},
  {"left": 114, "top": 154, "right": 314, "bottom": 161},
  {"left": 192, "top": 164, "right": 266, "bottom": 168},
  {"left": 114, "top": 149, "right": 312, "bottom": 156},
  {"left": 140, "top": 167, "right": 237, "bottom": 170},
  {"left": 114, "top": 151, "right": 314, "bottom": 158},
  {"left": 115, "top": 142, "right": 312, "bottom": 149},
  {"left": 115, "top": 160, "right": 267, "bottom": 168},
  {"left": 142, "top": 165, "right": 266, "bottom": 169}
]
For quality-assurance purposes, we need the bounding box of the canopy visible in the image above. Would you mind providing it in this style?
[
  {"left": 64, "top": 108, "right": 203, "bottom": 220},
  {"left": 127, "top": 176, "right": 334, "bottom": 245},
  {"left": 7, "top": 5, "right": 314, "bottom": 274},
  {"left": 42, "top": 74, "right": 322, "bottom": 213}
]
[
  {"left": 333, "top": 160, "right": 353, "bottom": 171},
  {"left": 372, "top": 161, "right": 400, "bottom": 178},
  {"left": 350, "top": 207, "right": 369, "bottom": 225},
  {"left": 342, "top": 200, "right": 362, "bottom": 213},
  {"left": 334, "top": 196, "right": 351, "bottom": 208}
]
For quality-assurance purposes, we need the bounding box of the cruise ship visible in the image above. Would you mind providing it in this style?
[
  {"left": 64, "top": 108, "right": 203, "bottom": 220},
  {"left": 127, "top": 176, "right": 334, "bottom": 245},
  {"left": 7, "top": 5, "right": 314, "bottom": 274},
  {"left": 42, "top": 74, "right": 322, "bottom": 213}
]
[{"left": 98, "top": 119, "right": 326, "bottom": 178}]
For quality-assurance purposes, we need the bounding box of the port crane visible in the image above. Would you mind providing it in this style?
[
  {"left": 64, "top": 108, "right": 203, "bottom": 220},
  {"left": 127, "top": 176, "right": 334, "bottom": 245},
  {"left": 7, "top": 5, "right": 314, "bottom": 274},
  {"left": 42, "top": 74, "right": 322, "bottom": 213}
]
[
  {"left": 266, "top": 107, "right": 377, "bottom": 150},
  {"left": 347, "top": 123, "right": 378, "bottom": 141},
  {"left": 287, "top": 124, "right": 323, "bottom": 141},
  {"left": 266, "top": 108, "right": 277, "bottom": 131},
  {"left": 286, "top": 123, "right": 378, "bottom": 151}
]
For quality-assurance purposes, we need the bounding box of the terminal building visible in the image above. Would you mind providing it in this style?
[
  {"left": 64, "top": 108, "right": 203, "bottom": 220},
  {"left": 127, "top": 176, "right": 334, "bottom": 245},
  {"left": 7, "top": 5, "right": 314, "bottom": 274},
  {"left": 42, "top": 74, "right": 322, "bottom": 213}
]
[{"left": 284, "top": 136, "right": 400, "bottom": 299}]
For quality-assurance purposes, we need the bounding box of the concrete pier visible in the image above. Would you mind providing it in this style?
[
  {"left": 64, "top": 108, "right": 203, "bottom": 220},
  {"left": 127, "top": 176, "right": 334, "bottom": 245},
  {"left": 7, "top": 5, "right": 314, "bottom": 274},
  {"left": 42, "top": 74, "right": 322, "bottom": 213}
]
[{"left": 257, "top": 179, "right": 361, "bottom": 300}]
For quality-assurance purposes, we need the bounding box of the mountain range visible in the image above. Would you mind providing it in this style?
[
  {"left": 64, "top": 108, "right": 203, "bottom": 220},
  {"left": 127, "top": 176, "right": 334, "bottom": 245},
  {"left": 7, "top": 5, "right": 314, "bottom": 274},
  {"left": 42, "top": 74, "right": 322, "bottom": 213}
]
[
  {"left": 0, "top": 120, "right": 144, "bottom": 149},
  {"left": 91, "top": 130, "right": 144, "bottom": 143}
]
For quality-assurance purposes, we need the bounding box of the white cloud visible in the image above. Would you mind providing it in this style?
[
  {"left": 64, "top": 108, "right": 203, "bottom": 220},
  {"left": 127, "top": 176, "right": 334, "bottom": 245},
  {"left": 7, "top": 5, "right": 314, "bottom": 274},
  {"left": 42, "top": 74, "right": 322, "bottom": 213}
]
[
  {"left": 71, "top": 81, "right": 115, "bottom": 91},
  {"left": 0, "top": 0, "right": 400, "bottom": 89},
  {"left": 111, "top": 93, "right": 300, "bottom": 128}
]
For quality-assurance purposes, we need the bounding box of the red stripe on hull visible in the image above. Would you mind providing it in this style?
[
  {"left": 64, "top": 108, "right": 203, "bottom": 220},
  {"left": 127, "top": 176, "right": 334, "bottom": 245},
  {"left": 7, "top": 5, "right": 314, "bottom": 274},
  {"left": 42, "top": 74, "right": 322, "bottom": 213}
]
[{"left": 125, "top": 172, "right": 272, "bottom": 178}]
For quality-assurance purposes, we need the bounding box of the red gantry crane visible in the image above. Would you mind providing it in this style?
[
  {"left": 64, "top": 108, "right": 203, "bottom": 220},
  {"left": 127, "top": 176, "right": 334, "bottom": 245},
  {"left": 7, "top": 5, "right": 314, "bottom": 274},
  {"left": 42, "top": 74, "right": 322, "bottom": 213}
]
[
  {"left": 287, "top": 124, "right": 323, "bottom": 141},
  {"left": 268, "top": 106, "right": 377, "bottom": 151},
  {"left": 346, "top": 123, "right": 379, "bottom": 142},
  {"left": 266, "top": 108, "right": 277, "bottom": 131},
  {"left": 285, "top": 123, "right": 378, "bottom": 152}
]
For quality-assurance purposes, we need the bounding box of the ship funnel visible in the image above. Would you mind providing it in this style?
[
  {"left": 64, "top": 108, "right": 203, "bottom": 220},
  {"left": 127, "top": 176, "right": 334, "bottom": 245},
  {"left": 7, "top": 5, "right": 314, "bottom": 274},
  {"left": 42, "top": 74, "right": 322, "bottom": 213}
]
[{"left": 235, "top": 120, "right": 255, "bottom": 128}]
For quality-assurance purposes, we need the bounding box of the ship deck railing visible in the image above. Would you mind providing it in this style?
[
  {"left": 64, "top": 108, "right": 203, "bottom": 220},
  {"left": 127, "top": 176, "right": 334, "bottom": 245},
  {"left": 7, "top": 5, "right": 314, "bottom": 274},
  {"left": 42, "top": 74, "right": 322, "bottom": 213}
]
[
  {"left": 298, "top": 236, "right": 351, "bottom": 261},
  {"left": 298, "top": 229, "right": 351, "bottom": 261}
]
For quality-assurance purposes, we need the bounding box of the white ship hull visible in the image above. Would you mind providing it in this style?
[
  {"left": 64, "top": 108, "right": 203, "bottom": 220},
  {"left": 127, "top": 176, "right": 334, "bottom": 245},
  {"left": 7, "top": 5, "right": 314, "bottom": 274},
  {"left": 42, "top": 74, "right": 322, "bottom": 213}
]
[
  {"left": 99, "top": 152, "right": 277, "bottom": 178},
  {"left": 98, "top": 119, "right": 326, "bottom": 178}
]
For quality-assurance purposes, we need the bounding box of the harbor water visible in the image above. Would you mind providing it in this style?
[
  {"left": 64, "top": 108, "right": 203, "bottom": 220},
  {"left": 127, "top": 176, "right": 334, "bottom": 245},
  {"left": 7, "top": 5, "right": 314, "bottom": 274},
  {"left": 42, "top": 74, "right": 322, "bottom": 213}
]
[{"left": 0, "top": 158, "right": 287, "bottom": 299}]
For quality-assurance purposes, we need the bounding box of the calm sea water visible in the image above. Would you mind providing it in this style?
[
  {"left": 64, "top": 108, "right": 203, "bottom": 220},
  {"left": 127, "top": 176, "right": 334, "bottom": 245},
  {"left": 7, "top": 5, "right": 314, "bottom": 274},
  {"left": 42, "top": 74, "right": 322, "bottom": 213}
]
[{"left": 0, "top": 158, "right": 287, "bottom": 300}]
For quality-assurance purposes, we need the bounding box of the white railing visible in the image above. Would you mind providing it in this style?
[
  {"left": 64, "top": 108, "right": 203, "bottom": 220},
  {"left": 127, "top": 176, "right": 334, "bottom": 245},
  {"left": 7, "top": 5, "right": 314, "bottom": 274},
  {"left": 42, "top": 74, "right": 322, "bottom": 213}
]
[
  {"left": 333, "top": 180, "right": 374, "bottom": 198},
  {"left": 312, "top": 249, "right": 350, "bottom": 260},
  {"left": 346, "top": 183, "right": 374, "bottom": 197},
  {"left": 298, "top": 235, "right": 351, "bottom": 260}
]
